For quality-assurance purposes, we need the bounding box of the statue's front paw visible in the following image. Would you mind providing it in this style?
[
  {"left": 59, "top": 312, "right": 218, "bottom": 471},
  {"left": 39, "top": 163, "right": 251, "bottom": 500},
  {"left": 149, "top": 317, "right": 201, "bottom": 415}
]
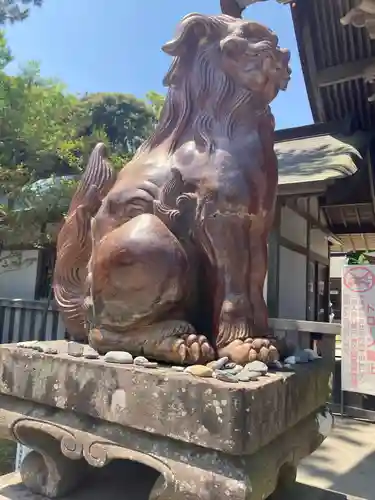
[
  {"left": 174, "top": 334, "right": 215, "bottom": 365},
  {"left": 218, "top": 338, "right": 280, "bottom": 366}
]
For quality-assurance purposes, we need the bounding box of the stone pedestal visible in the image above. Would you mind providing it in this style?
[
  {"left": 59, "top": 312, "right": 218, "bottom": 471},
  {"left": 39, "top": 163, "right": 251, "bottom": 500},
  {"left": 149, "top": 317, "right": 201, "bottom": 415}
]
[{"left": 0, "top": 341, "right": 333, "bottom": 500}]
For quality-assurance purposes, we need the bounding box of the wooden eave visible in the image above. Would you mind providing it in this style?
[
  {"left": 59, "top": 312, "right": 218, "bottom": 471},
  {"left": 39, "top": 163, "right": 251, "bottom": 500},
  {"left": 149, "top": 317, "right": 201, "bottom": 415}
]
[{"left": 290, "top": 0, "right": 375, "bottom": 130}]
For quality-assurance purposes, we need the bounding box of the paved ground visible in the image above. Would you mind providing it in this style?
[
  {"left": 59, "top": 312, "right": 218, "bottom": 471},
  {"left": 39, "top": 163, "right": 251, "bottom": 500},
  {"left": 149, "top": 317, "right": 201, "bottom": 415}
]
[
  {"left": 1, "top": 417, "right": 374, "bottom": 499},
  {"left": 284, "top": 417, "right": 375, "bottom": 500}
]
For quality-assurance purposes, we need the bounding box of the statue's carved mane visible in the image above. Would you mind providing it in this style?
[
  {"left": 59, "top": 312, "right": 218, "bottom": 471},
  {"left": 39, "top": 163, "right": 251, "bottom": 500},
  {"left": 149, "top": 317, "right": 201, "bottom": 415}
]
[{"left": 139, "top": 14, "right": 276, "bottom": 156}]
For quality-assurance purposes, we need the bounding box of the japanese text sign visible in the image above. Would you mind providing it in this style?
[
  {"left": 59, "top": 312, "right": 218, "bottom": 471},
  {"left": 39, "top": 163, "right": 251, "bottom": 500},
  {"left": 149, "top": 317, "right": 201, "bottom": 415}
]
[{"left": 342, "top": 265, "right": 375, "bottom": 396}]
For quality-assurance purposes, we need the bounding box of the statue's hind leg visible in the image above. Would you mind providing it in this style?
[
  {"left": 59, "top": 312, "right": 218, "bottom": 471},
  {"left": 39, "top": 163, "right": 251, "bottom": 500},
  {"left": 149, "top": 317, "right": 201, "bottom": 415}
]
[{"left": 88, "top": 213, "right": 214, "bottom": 364}]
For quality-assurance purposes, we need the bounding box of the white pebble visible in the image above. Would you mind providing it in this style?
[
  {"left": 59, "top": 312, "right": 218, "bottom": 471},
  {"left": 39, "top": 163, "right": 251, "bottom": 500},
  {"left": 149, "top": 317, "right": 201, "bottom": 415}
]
[{"left": 104, "top": 351, "right": 133, "bottom": 364}]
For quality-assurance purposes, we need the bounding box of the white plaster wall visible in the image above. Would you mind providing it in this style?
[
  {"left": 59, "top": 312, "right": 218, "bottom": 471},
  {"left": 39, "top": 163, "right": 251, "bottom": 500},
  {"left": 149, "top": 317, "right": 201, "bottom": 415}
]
[
  {"left": 0, "top": 250, "right": 39, "bottom": 299},
  {"left": 319, "top": 208, "right": 328, "bottom": 227},
  {"left": 310, "top": 228, "right": 329, "bottom": 259},
  {"left": 296, "top": 197, "right": 308, "bottom": 212},
  {"left": 278, "top": 246, "right": 307, "bottom": 320},
  {"left": 280, "top": 206, "right": 307, "bottom": 247},
  {"left": 330, "top": 256, "right": 345, "bottom": 279}
]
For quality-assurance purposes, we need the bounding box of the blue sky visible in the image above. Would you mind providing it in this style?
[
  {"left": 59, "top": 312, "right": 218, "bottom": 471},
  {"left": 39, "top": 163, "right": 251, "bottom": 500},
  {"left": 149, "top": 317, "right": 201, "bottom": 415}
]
[{"left": 5, "top": 0, "right": 313, "bottom": 130}]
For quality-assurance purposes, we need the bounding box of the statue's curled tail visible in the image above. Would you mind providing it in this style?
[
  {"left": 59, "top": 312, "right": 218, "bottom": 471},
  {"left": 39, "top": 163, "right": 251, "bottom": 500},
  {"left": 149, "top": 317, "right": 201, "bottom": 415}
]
[{"left": 53, "top": 144, "right": 116, "bottom": 340}]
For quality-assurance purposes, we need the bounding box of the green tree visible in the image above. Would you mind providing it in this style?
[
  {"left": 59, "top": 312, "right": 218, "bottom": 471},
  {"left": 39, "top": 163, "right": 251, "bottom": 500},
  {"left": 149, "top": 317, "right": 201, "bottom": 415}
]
[
  {"left": 76, "top": 92, "right": 156, "bottom": 160},
  {"left": 0, "top": 31, "right": 92, "bottom": 246},
  {"left": 0, "top": 32, "right": 161, "bottom": 248},
  {"left": 0, "top": 0, "right": 42, "bottom": 25},
  {"left": 146, "top": 91, "right": 165, "bottom": 120}
]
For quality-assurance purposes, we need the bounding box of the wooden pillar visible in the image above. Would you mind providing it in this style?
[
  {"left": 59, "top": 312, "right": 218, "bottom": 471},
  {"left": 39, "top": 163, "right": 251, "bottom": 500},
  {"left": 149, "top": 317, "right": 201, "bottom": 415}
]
[{"left": 267, "top": 201, "right": 281, "bottom": 318}]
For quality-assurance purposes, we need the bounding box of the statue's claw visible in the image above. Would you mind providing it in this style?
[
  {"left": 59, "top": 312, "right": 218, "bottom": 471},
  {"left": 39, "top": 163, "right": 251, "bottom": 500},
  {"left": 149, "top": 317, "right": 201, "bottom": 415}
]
[{"left": 173, "top": 334, "right": 215, "bottom": 365}]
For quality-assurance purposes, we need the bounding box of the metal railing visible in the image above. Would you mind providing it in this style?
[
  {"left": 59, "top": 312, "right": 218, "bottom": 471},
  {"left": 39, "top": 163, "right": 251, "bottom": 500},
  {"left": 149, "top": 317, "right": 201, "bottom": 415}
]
[{"left": 0, "top": 298, "right": 66, "bottom": 344}]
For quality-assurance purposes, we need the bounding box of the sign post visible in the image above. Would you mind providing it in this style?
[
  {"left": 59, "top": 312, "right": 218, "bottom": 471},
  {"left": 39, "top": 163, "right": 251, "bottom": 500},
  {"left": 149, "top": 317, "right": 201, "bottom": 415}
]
[{"left": 341, "top": 265, "right": 375, "bottom": 410}]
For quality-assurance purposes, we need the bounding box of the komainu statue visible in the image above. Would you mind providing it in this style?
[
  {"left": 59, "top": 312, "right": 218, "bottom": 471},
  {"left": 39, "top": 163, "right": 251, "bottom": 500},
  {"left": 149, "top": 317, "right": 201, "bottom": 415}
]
[{"left": 54, "top": 12, "right": 291, "bottom": 365}]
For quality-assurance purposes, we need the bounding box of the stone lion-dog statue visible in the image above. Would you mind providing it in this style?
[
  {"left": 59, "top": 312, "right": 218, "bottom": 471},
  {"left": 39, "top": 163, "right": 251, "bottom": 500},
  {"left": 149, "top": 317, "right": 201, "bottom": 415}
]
[{"left": 54, "top": 12, "right": 291, "bottom": 365}]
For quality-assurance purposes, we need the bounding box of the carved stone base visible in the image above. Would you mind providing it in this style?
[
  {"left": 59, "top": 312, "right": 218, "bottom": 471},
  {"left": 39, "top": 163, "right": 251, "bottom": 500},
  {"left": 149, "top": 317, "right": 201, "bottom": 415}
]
[
  {"left": 0, "top": 394, "right": 332, "bottom": 500},
  {"left": 0, "top": 464, "right": 160, "bottom": 500}
]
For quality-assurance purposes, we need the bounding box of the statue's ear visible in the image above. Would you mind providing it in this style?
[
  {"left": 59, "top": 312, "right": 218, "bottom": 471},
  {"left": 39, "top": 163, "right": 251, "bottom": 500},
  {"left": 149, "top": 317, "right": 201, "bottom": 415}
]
[
  {"left": 220, "top": 35, "right": 248, "bottom": 61},
  {"left": 162, "top": 13, "right": 219, "bottom": 57}
]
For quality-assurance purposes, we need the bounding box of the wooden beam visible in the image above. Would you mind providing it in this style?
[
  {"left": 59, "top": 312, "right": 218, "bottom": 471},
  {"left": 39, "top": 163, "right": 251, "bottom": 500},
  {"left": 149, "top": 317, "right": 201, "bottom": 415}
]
[
  {"left": 268, "top": 318, "right": 340, "bottom": 336},
  {"left": 321, "top": 202, "right": 373, "bottom": 209},
  {"left": 329, "top": 223, "right": 375, "bottom": 234},
  {"left": 292, "top": 2, "right": 326, "bottom": 122},
  {"left": 275, "top": 118, "right": 355, "bottom": 142},
  {"left": 317, "top": 58, "right": 375, "bottom": 87},
  {"left": 277, "top": 181, "right": 329, "bottom": 197},
  {"left": 305, "top": 197, "right": 311, "bottom": 320}
]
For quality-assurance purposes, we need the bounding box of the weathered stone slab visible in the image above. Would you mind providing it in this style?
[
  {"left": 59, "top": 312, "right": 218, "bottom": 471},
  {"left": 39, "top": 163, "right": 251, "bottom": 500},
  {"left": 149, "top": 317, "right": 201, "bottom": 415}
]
[{"left": 0, "top": 341, "right": 331, "bottom": 455}]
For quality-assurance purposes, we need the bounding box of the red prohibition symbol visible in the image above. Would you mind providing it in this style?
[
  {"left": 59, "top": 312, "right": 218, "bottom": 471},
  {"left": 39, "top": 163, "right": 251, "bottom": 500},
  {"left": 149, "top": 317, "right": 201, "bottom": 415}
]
[{"left": 344, "top": 267, "right": 375, "bottom": 293}]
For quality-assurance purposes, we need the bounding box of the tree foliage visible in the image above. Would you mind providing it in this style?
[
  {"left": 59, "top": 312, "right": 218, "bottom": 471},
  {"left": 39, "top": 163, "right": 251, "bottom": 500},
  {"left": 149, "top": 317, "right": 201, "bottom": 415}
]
[
  {"left": 0, "top": 30, "right": 165, "bottom": 248},
  {"left": 76, "top": 92, "right": 156, "bottom": 166},
  {"left": 0, "top": 0, "right": 42, "bottom": 25},
  {"left": 146, "top": 91, "right": 165, "bottom": 120},
  {"left": 346, "top": 252, "right": 372, "bottom": 265}
]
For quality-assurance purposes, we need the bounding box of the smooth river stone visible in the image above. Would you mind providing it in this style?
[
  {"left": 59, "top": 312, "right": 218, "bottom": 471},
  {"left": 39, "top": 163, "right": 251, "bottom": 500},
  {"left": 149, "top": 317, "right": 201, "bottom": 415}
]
[
  {"left": 134, "top": 356, "right": 149, "bottom": 364},
  {"left": 244, "top": 360, "right": 268, "bottom": 375},
  {"left": 295, "top": 350, "right": 310, "bottom": 364},
  {"left": 304, "top": 348, "right": 321, "bottom": 361},
  {"left": 213, "top": 370, "right": 238, "bottom": 383},
  {"left": 304, "top": 349, "right": 321, "bottom": 361},
  {"left": 104, "top": 351, "right": 134, "bottom": 364},
  {"left": 207, "top": 357, "right": 229, "bottom": 371},
  {"left": 83, "top": 347, "right": 100, "bottom": 359},
  {"left": 284, "top": 356, "right": 297, "bottom": 365},
  {"left": 68, "top": 341, "right": 84, "bottom": 357},
  {"left": 223, "top": 365, "right": 243, "bottom": 375},
  {"left": 236, "top": 370, "right": 260, "bottom": 382},
  {"left": 223, "top": 362, "right": 237, "bottom": 370},
  {"left": 41, "top": 346, "right": 58, "bottom": 355},
  {"left": 134, "top": 356, "right": 158, "bottom": 368},
  {"left": 30, "top": 343, "right": 44, "bottom": 352},
  {"left": 17, "top": 341, "right": 38, "bottom": 349},
  {"left": 185, "top": 365, "right": 213, "bottom": 378}
]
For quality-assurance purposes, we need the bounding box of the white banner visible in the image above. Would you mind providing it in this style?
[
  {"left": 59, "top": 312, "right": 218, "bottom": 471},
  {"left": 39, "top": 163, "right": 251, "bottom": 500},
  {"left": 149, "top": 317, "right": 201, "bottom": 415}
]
[{"left": 342, "top": 265, "right": 375, "bottom": 396}]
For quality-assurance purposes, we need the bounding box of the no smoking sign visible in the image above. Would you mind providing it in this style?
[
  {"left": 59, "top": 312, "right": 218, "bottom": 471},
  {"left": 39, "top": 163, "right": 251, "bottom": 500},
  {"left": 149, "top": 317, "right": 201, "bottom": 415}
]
[{"left": 344, "top": 267, "right": 375, "bottom": 293}]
